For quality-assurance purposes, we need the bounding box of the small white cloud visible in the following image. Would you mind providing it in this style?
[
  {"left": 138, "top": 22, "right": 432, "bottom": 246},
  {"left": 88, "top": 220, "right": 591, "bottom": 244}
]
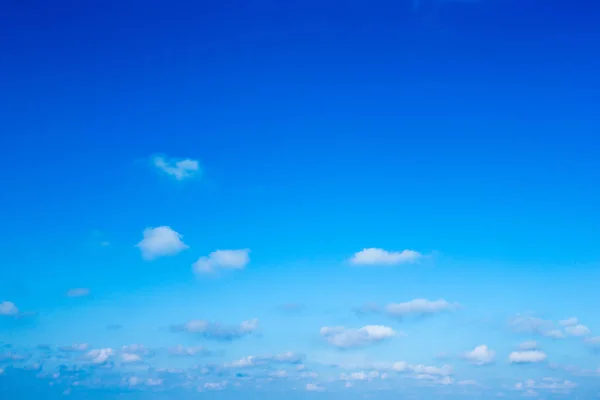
[
  {"left": 136, "top": 226, "right": 189, "bottom": 260},
  {"left": 509, "top": 350, "right": 547, "bottom": 364},
  {"left": 121, "top": 353, "right": 142, "bottom": 364},
  {"left": 146, "top": 378, "right": 163, "bottom": 387},
  {"left": 306, "top": 383, "right": 325, "bottom": 392},
  {"left": 152, "top": 156, "right": 200, "bottom": 181},
  {"left": 0, "top": 301, "right": 18, "bottom": 316},
  {"left": 128, "top": 377, "right": 143, "bottom": 387},
  {"left": 193, "top": 249, "right": 250, "bottom": 274},
  {"left": 559, "top": 317, "right": 579, "bottom": 327},
  {"left": 350, "top": 248, "right": 423, "bottom": 266},
  {"left": 519, "top": 341, "right": 538, "bottom": 350},
  {"left": 66, "top": 288, "right": 90, "bottom": 298},
  {"left": 386, "top": 298, "right": 456, "bottom": 317},
  {"left": 320, "top": 325, "right": 397, "bottom": 348},
  {"left": 204, "top": 381, "right": 227, "bottom": 390},
  {"left": 564, "top": 324, "right": 591, "bottom": 337},
  {"left": 464, "top": 345, "right": 495, "bottom": 365},
  {"left": 59, "top": 343, "right": 89, "bottom": 352},
  {"left": 86, "top": 348, "right": 114, "bottom": 365}
]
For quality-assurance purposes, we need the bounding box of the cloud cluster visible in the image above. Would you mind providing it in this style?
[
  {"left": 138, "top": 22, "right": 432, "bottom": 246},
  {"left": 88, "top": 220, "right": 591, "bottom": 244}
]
[
  {"left": 510, "top": 315, "right": 591, "bottom": 339},
  {"left": 152, "top": 156, "right": 201, "bottom": 181},
  {"left": 193, "top": 249, "right": 250, "bottom": 274},
  {"left": 136, "top": 226, "right": 189, "bottom": 260},
  {"left": 320, "top": 325, "right": 398, "bottom": 348},
  {"left": 350, "top": 248, "right": 423, "bottom": 266},
  {"left": 172, "top": 318, "right": 258, "bottom": 341}
]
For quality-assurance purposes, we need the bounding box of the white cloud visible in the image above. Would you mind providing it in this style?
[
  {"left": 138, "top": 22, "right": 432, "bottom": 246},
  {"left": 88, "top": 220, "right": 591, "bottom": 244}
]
[
  {"left": 464, "top": 345, "right": 495, "bottom": 365},
  {"left": 86, "top": 348, "right": 114, "bottom": 365},
  {"left": 306, "top": 383, "right": 325, "bottom": 392},
  {"left": 386, "top": 298, "right": 456, "bottom": 317},
  {"left": 0, "top": 301, "right": 18, "bottom": 316},
  {"left": 146, "top": 378, "right": 163, "bottom": 387},
  {"left": 559, "top": 317, "right": 579, "bottom": 326},
  {"left": 60, "top": 343, "right": 89, "bottom": 352},
  {"left": 340, "top": 371, "right": 381, "bottom": 381},
  {"left": 564, "top": 324, "right": 591, "bottom": 337},
  {"left": 224, "top": 352, "right": 304, "bottom": 368},
  {"left": 204, "top": 381, "right": 227, "bottom": 390},
  {"left": 121, "top": 353, "right": 142, "bottom": 364},
  {"left": 399, "top": 363, "right": 453, "bottom": 376},
  {"left": 66, "top": 288, "right": 90, "bottom": 297},
  {"left": 509, "top": 350, "right": 547, "bottom": 364},
  {"left": 152, "top": 156, "right": 200, "bottom": 181},
  {"left": 173, "top": 318, "right": 258, "bottom": 341},
  {"left": 515, "top": 378, "right": 577, "bottom": 392},
  {"left": 519, "top": 341, "right": 538, "bottom": 350},
  {"left": 136, "top": 226, "right": 189, "bottom": 260},
  {"left": 320, "top": 325, "right": 398, "bottom": 348},
  {"left": 168, "top": 345, "right": 210, "bottom": 357},
  {"left": 193, "top": 249, "right": 250, "bottom": 274},
  {"left": 584, "top": 336, "right": 600, "bottom": 346},
  {"left": 350, "top": 248, "right": 423, "bottom": 266}
]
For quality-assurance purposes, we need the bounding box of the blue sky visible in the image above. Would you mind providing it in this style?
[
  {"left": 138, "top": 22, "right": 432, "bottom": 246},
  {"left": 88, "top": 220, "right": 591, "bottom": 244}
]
[{"left": 1, "top": 0, "right": 600, "bottom": 399}]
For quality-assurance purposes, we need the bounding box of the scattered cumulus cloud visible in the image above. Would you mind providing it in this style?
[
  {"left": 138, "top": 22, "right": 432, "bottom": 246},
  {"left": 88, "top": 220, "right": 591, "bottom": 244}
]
[
  {"left": 320, "top": 325, "right": 398, "bottom": 348},
  {"left": 168, "top": 345, "right": 211, "bottom": 357},
  {"left": 204, "top": 381, "right": 227, "bottom": 390},
  {"left": 464, "top": 345, "right": 496, "bottom": 365},
  {"left": 0, "top": 301, "right": 18, "bottom": 316},
  {"left": 136, "top": 226, "right": 189, "bottom": 260},
  {"left": 152, "top": 156, "right": 200, "bottom": 181},
  {"left": 66, "top": 288, "right": 90, "bottom": 297},
  {"left": 393, "top": 361, "right": 453, "bottom": 376},
  {"left": 193, "top": 249, "right": 250, "bottom": 274},
  {"left": 172, "top": 318, "right": 258, "bottom": 341},
  {"left": 350, "top": 248, "right": 423, "bottom": 266},
  {"left": 508, "top": 350, "right": 547, "bottom": 364},
  {"left": 225, "top": 352, "right": 305, "bottom": 368}
]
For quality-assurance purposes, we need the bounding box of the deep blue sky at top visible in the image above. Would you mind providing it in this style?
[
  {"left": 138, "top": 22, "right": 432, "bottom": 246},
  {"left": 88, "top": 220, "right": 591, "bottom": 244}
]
[{"left": 1, "top": 0, "right": 599, "bottom": 293}]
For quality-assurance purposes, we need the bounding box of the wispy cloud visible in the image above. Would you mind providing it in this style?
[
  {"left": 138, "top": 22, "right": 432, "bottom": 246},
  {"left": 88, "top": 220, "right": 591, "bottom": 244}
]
[
  {"left": 152, "top": 155, "right": 201, "bottom": 181},
  {"left": 193, "top": 249, "right": 250, "bottom": 274},
  {"left": 320, "top": 325, "right": 398, "bottom": 348},
  {"left": 171, "top": 319, "right": 258, "bottom": 341}
]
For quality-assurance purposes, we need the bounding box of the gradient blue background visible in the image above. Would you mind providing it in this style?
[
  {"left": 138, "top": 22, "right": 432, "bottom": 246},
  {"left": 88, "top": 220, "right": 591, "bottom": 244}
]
[{"left": 1, "top": 0, "right": 600, "bottom": 398}]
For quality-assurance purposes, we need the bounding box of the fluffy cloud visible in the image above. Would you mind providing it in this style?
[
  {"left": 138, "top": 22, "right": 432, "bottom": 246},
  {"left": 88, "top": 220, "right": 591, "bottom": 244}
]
[
  {"left": 320, "top": 325, "right": 398, "bottom": 348},
  {"left": 350, "top": 248, "right": 423, "bottom": 266},
  {"left": 0, "top": 301, "right": 18, "bottom": 316},
  {"left": 509, "top": 315, "right": 568, "bottom": 338},
  {"left": 508, "top": 350, "right": 547, "bottom": 364},
  {"left": 136, "top": 226, "right": 189, "bottom": 260},
  {"left": 385, "top": 298, "right": 456, "bottom": 317},
  {"left": 66, "top": 288, "right": 90, "bottom": 297},
  {"left": 193, "top": 249, "right": 250, "bottom": 274},
  {"left": 86, "top": 348, "right": 115, "bottom": 365},
  {"left": 152, "top": 156, "right": 200, "bottom": 181},
  {"left": 172, "top": 318, "right": 258, "bottom": 341},
  {"left": 464, "top": 345, "right": 495, "bottom": 365},
  {"left": 564, "top": 324, "right": 591, "bottom": 337}
]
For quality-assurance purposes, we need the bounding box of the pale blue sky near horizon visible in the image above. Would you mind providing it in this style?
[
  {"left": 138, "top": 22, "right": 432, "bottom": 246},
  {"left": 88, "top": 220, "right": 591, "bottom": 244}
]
[{"left": 1, "top": 0, "right": 600, "bottom": 398}]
